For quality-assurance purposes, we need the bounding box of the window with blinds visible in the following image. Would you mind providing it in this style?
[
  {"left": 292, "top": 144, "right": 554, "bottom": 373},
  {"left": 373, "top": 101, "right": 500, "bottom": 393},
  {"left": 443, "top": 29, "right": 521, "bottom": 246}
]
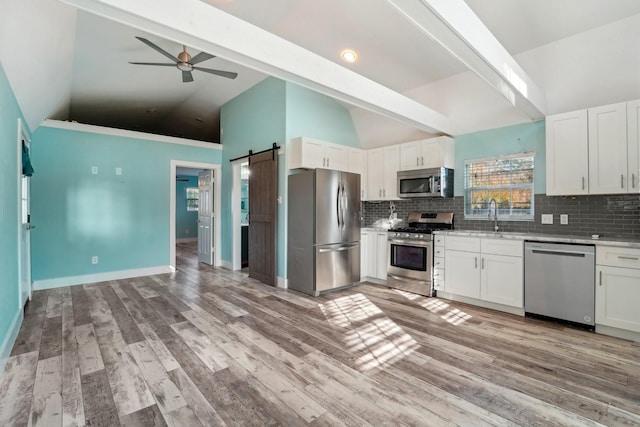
[
  {"left": 186, "top": 187, "right": 199, "bottom": 211},
  {"left": 464, "top": 153, "right": 534, "bottom": 220}
]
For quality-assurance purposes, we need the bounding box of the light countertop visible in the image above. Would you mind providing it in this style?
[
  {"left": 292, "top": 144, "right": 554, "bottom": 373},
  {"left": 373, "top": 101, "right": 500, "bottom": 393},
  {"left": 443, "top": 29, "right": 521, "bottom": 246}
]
[{"left": 433, "top": 230, "right": 640, "bottom": 249}]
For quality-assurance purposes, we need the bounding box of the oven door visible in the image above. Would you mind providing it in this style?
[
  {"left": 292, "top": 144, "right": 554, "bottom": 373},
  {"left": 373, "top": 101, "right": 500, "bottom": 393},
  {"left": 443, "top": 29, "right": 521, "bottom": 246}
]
[{"left": 387, "top": 238, "right": 431, "bottom": 279}]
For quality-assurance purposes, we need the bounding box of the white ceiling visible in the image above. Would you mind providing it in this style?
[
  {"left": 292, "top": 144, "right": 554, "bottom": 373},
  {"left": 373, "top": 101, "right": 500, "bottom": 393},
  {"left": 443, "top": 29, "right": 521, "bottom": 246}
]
[{"left": 3, "top": 0, "right": 640, "bottom": 147}]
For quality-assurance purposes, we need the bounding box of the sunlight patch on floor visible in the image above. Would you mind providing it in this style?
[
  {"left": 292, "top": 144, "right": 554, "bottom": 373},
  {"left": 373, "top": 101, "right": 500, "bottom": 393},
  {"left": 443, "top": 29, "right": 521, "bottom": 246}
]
[
  {"left": 319, "top": 293, "right": 419, "bottom": 372},
  {"left": 394, "top": 289, "right": 472, "bottom": 325},
  {"left": 441, "top": 308, "right": 472, "bottom": 325}
]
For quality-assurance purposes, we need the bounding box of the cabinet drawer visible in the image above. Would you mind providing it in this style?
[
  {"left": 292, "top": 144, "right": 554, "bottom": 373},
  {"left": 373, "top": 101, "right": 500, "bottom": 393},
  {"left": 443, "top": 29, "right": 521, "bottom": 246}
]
[
  {"left": 434, "top": 235, "right": 445, "bottom": 246},
  {"left": 434, "top": 246, "right": 445, "bottom": 257},
  {"left": 481, "top": 238, "right": 523, "bottom": 257},
  {"left": 445, "top": 236, "right": 481, "bottom": 252},
  {"left": 433, "top": 256, "right": 444, "bottom": 269},
  {"left": 433, "top": 267, "right": 445, "bottom": 291},
  {"left": 597, "top": 246, "right": 640, "bottom": 269}
]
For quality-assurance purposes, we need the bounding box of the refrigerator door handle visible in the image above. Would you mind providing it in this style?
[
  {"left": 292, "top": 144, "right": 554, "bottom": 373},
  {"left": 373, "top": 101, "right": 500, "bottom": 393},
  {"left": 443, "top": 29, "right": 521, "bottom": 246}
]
[
  {"left": 340, "top": 184, "right": 346, "bottom": 229},
  {"left": 318, "top": 242, "right": 359, "bottom": 253},
  {"left": 336, "top": 185, "right": 342, "bottom": 228}
]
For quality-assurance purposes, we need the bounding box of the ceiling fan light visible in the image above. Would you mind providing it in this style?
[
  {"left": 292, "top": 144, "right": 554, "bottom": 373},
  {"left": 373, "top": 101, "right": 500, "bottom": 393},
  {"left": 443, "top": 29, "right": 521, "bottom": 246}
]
[{"left": 177, "top": 62, "right": 193, "bottom": 71}]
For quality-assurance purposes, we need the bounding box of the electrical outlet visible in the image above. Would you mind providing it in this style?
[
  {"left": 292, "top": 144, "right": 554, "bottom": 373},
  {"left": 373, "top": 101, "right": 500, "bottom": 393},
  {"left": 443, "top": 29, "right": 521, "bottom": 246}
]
[
  {"left": 560, "top": 214, "right": 569, "bottom": 225},
  {"left": 541, "top": 214, "right": 553, "bottom": 224},
  {"left": 115, "top": 167, "right": 122, "bottom": 175},
  {"left": 91, "top": 256, "right": 98, "bottom": 264},
  {"left": 91, "top": 166, "right": 98, "bottom": 175}
]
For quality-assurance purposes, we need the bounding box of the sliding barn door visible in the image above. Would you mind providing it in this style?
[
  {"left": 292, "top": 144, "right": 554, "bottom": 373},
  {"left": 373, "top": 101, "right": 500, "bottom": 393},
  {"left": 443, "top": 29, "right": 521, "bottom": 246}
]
[{"left": 248, "top": 150, "right": 277, "bottom": 286}]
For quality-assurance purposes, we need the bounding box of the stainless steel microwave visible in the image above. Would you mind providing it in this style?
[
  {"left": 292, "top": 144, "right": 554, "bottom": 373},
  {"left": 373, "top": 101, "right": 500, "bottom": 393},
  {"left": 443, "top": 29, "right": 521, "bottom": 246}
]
[{"left": 397, "top": 167, "right": 454, "bottom": 198}]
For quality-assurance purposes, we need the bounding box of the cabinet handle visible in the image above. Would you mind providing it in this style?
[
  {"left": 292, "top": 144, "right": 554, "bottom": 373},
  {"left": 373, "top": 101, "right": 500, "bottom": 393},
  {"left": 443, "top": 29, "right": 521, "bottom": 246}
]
[
  {"left": 481, "top": 258, "right": 485, "bottom": 269},
  {"left": 617, "top": 255, "right": 639, "bottom": 261},
  {"left": 621, "top": 174, "right": 624, "bottom": 189},
  {"left": 416, "top": 157, "right": 419, "bottom": 166},
  {"left": 323, "top": 158, "right": 326, "bottom": 167},
  {"left": 599, "top": 270, "right": 603, "bottom": 286},
  {"left": 421, "top": 156, "right": 424, "bottom": 166},
  {"left": 633, "top": 174, "right": 636, "bottom": 189},
  {"left": 582, "top": 177, "right": 585, "bottom": 190},
  {"left": 379, "top": 189, "right": 382, "bottom": 197},
  {"left": 383, "top": 189, "right": 386, "bottom": 197},
  {"left": 474, "top": 257, "right": 478, "bottom": 269},
  {"left": 327, "top": 158, "right": 330, "bottom": 167}
]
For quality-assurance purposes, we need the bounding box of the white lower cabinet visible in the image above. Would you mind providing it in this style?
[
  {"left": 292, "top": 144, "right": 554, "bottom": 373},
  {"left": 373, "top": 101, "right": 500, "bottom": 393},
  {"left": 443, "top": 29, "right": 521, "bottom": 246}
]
[
  {"left": 480, "top": 253, "right": 523, "bottom": 307},
  {"left": 444, "top": 249, "right": 480, "bottom": 298},
  {"left": 360, "top": 231, "right": 369, "bottom": 280},
  {"left": 360, "top": 230, "right": 387, "bottom": 281},
  {"left": 444, "top": 236, "right": 523, "bottom": 309},
  {"left": 596, "top": 246, "right": 640, "bottom": 335}
]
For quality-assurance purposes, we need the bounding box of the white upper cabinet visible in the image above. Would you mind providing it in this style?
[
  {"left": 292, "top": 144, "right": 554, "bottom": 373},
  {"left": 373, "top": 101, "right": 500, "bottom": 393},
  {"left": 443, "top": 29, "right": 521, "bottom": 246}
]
[
  {"left": 546, "top": 99, "right": 640, "bottom": 196},
  {"left": 627, "top": 100, "right": 640, "bottom": 193},
  {"left": 348, "top": 147, "right": 367, "bottom": 201},
  {"left": 546, "top": 110, "right": 589, "bottom": 195},
  {"left": 588, "top": 103, "right": 627, "bottom": 194},
  {"left": 366, "top": 145, "right": 400, "bottom": 201},
  {"left": 399, "top": 136, "right": 455, "bottom": 171},
  {"left": 288, "top": 137, "right": 349, "bottom": 171}
]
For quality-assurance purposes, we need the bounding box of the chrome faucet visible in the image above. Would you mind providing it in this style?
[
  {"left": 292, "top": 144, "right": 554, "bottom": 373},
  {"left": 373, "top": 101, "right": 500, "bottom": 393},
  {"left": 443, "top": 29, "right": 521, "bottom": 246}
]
[{"left": 489, "top": 198, "right": 499, "bottom": 232}]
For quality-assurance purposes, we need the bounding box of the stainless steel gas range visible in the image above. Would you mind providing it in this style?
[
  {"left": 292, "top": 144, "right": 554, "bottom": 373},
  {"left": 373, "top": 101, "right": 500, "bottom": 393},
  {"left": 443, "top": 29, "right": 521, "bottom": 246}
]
[{"left": 387, "top": 212, "right": 453, "bottom": 297}]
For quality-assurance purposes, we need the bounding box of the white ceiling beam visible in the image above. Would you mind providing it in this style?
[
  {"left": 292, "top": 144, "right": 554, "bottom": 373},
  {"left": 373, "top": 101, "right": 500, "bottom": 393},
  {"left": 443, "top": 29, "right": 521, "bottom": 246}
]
[
  {"left": 57, "top": 0, "right": 452, "bottom": 135},
  {"left": 387, "top": 0, "right": 547, "bottom": 120}
]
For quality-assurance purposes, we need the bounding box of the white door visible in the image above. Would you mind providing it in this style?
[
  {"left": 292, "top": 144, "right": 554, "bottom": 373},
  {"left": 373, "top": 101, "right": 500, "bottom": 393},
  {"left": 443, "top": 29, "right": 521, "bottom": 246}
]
[
  {"left": 197, "top": 170, "right": 214, "bottom": 265},
  {"left": 18, "top": 128, "right": 32, "bottom": 308}
]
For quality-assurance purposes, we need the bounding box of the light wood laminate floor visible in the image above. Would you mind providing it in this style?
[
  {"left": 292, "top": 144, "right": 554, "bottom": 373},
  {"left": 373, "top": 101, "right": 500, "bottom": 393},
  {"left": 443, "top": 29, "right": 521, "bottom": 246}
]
[{"left": 2, "top": 242, "right": 640, "bottom": 426}]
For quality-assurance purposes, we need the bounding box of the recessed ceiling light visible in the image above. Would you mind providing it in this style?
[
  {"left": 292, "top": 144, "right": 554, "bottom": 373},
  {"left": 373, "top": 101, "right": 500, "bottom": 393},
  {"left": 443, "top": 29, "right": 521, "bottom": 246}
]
[
  {"left": 147, "top": 108, "right": 158, "bottom": 113},
  {"left": 341, "top": 49, "right": 358, "bottom": 63}
]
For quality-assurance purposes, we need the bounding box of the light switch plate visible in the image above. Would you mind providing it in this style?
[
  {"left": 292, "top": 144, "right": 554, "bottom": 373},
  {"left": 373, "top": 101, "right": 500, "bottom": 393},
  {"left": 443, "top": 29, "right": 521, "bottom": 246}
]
[
  {"left": 541, "top": 214, "right": 553, "bottom": 224},
  {"left": 116, "top": 167, "right": 122, "bottom": 175},
  {"left": 560, "top": 214, "right": 569, "bottom": 225}
]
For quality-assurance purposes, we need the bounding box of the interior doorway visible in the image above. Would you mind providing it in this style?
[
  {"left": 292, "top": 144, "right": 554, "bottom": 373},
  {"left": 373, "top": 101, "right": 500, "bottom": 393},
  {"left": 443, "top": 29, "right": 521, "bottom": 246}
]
[
  {"left": 17, "top": 118, "right": 32, "bottom": 310},
  {"left": 240, "top": 162, "right": 249, "bottom": 268},
  {"left": 170, "top": 160, "right": 221, "bottom": 271}
]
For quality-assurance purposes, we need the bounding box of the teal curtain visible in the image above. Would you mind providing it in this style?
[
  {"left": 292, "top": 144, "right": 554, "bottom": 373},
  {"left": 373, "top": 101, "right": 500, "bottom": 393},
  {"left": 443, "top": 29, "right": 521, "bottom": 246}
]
[{"left": 22, "top": 140, "right": 34, "bottom": 176}]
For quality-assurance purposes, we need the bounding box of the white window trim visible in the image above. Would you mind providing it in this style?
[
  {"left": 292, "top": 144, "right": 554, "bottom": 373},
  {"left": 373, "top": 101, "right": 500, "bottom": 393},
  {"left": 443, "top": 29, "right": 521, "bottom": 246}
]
[{"left": 463, "top": 152, "right": 535, "bottom": 221}]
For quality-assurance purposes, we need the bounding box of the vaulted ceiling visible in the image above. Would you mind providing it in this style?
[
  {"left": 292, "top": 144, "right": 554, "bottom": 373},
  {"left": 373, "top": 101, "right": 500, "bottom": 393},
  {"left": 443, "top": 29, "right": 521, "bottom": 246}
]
[{"left": 2, "top": 0, "right": 640, "bottom": 147}]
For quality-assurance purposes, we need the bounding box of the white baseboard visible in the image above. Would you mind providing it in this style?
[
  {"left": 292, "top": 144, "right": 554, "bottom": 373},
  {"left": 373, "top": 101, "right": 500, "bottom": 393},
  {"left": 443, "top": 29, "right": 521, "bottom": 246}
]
[
  {"left": 277, "top": 276, "right": 287, "bottom": 289},
  {"left": 0, "top": 308, "right": 24, "bottom": 375},
  {"left": 436, "top": 291, "right": 525, "bottom": 317},
  {"left": 596, "top": 324, "right": 640, "bottom": 342},
  {"left": 220, "top": 260, "right": 233, "bottom": 270},
  {"left": 176, "top": 238, "right": 197, "bottom": 243},
  {"left": 32, "top": 266, "right": 172, "bottom": 290}
]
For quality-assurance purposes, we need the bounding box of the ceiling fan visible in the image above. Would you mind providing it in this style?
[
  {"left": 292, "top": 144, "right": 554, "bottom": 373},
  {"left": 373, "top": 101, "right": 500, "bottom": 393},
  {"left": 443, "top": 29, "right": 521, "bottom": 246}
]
[{"left": 130, "top": 36, "right": 238, "bottom": 83}]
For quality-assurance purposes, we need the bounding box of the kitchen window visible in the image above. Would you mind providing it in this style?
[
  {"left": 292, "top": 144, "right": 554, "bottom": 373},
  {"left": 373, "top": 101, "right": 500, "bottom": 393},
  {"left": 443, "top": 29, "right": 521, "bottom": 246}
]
[
  {"left": 186, "top": 187, "right": 199, "bottom": 211},
  {"left": 464, "top": 153, "right": 534, "bottom": 220}
]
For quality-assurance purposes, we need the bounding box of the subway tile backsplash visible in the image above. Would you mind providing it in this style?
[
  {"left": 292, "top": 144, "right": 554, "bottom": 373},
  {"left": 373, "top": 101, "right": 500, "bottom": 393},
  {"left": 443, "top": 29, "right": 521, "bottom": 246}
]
[{"left": 362, "top": 194, "right": 640, "bottom": 240}]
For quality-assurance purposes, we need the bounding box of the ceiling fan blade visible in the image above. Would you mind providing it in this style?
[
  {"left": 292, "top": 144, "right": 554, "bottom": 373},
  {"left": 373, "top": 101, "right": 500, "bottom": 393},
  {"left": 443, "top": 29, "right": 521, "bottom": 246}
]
[
  {"left": 182, "top": 71, "right": 194, "bottom": 83},
  {"left": 189, "top": 52, "right": 214, "bottom": 65},
  {"left": 129, "top": 62, "right": 176, "bottom": 66},
  {"left": 193, "top": 66, "right": 238, "bottom": 79},
  {"left": 135, "top": 36, "right": 180, "bottom": 62}
]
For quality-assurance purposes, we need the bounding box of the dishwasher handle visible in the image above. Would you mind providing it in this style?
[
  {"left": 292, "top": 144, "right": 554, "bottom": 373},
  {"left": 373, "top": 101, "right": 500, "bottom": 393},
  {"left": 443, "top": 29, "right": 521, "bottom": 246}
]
[{"left": 529, "top": 248, "right": 588, "bottom": 257}]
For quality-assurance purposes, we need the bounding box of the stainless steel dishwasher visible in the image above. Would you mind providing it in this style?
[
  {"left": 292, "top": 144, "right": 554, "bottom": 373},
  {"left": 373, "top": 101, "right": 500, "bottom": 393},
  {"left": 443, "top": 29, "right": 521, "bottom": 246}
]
[{"left": 524, "top": 241, "right": 595, "bottom": 328}]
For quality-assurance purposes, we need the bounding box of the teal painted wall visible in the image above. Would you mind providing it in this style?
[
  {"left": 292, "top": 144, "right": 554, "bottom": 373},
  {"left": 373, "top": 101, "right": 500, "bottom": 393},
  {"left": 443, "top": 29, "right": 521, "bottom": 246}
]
[
  {"left": 0, "top": 62, "right": 27, "bottom": 358},
  {"left": 285, "top": 82, "right": 360, "bottom": 147},
  {"left": 175, "top": 176, "right": 198, "bottom": 239},
  {"left": 219, "top": 78, "right": 361, "bottom": 278},
  {"left": 30, "top": 126, "right": 221, "bottom": 281},
  {"left": 220, "top": 78, "right": 287, "bottom": 273},
  {"left": 453, "top": 121, "right": 546, "bottom": 196}
]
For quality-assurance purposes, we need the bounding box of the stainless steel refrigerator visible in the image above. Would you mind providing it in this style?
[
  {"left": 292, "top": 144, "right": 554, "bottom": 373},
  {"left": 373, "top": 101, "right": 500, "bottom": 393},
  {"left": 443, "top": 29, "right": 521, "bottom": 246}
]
[{"left": 287, "top": 169, "right": 361, "bottom": 296}]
